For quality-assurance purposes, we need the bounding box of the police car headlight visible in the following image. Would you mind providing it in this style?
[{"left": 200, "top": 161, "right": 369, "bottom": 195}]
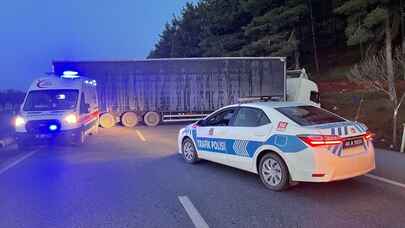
[
  {"left": 64, "top": 114, "right": 78, "bottom": 124},
  {"left": 15, "top": 116, "right": 26, "bottom": 127}
]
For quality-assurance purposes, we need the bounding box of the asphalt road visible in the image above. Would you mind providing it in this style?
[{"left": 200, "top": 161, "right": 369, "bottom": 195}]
[{"left": 1, "top": 124, "right": 405, "bottom": 228}]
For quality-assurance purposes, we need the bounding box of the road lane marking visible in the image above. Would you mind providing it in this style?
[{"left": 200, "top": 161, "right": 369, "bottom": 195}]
[
  {"left": 135, "top": 130, "right": 146, "bottom": 142},
  {"left": 365, "top": 174, "right": 405, "bottom": 189},
  {"left": 178, "top": 196, "right": 209, "bottom": 228},
  {"left": 0, "top": 150, "right": 38, "bottom": 176}
]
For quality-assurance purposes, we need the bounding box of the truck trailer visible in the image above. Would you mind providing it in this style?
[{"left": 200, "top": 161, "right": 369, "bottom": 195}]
[{"left": 53, "top": 57, "right": 319, "bottom": 127}]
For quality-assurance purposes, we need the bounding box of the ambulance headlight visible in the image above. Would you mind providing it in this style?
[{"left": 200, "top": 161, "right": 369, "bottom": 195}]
[
  {"left": 64, "top": 114, "right": 78, "bottom": 124},
  {"left": 15, "top": 116, "right": 26, "bottom": 127}
]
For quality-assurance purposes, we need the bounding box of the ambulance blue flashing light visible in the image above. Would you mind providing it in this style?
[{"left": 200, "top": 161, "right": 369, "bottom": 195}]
[
  {"left": 49, "top": 124, "right": 58, "bottom": 131},
  {"left": 62, "top": 71, "right": 80, "bottom": 79}
]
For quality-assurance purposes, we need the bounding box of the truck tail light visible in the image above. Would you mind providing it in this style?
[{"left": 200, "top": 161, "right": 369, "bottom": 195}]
[{"left": 298, "top": 134, "right": 342, "bottom": 147}]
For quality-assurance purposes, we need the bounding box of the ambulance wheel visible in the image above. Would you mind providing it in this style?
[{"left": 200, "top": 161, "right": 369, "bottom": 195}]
[
  {"left": 259, "top": 153, "right": 290, "bottom": 191},
  {"left": 144, "top": 112, "right": 160, "bottom": 127},
  {"left": 17, "top": 141, "right": 31, "bottom": 150},
  {"left": 182, "top": 138, "right": 199, "bottom": 164},
  {"left": 74, "top": 130, "right": 86, "bottom": 146}
]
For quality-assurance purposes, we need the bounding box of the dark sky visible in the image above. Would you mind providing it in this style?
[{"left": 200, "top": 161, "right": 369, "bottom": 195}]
[{"left": 0, "top": 0, "right": 195, "bottom": 91}]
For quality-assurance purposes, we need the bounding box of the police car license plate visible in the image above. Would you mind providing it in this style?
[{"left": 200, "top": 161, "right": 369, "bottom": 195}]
[{"left": 343, "top": 137, "right": 364, "bottom": 148}]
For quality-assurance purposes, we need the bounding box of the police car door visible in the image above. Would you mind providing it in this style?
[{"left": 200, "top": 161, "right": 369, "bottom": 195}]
[
  {"left": 195, "top": 107, "right": 238, "bottom": 164},
  {"left": 225, "top": 107, "right": 272, "bottom": 172}
]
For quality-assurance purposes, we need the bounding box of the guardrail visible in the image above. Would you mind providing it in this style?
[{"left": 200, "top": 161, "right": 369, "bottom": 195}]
[{"left": 401, "top": 123, "right": 405, "bottom": 153}]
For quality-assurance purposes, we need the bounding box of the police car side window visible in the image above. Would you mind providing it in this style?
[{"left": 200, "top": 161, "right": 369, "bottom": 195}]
[
  {"left": 205, "top": 108, "right": 236, "bottom": 127},
  {"left": 232, "top": 108, "right": 270, "bottom": 127}
]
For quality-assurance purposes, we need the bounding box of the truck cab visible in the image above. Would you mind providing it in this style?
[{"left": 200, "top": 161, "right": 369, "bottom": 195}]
[
  {"left": 15, "top": 71, "right": 99, "bottom": 147},
  {"left": 286, "top": 69, "right": 320, "bottom": 107}
]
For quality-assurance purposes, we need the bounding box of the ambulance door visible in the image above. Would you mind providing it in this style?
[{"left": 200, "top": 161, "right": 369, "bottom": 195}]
[
  {"left": 195, "top": 107, "right": 238, "bottom": 164},
  {"left": 225, "top": 107, "right": 273, "bottom": 171}
]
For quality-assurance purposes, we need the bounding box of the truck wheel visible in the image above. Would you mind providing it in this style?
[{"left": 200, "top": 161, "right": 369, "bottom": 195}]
[
  {"left": 144, "top": 112, "right": 160, "bottom": 127},
  {"left": 121, "top": 112, "right": 138, "bottom": 128},
  {"left": 100, "top": 113, "right": 115, "bottom": 128},
  {"left": 258, "top": 153, "right": 290, "bottom": 191}
]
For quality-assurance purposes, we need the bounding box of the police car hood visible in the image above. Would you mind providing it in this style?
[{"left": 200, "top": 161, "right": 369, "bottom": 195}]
[{"left": 308, "top": 121, "right": 368, "bottom": 138}]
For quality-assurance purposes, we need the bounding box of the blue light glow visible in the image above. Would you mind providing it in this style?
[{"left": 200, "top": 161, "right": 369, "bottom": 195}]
[{"left": 49, "top": 125, "right": 58, "bottom": 131}]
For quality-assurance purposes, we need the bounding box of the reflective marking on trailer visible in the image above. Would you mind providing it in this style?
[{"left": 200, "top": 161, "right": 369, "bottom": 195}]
[
  {"left": 0, "top": 150, "right": 38, "bottom": 176},
  {"left": 178, "top": 196, "right": 209, "bottom": 228}
]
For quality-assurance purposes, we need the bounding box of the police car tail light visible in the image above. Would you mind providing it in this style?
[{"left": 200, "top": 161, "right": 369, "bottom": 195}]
[
  {"left": 298, "top": 134, "right": 342, "bottom": 147},
  {"left": 364, "top": 131, "right": 375, "bottom": 141}
]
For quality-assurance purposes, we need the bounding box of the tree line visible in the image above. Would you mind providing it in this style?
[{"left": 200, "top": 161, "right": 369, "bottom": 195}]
[
  {"left": 0, "top": 90, "right": 25, "bottom": 112},
  {"left": 149, "top": 0, "right": 405, "bottom": 74},
  {"left": 150, "top": 0, "right": 405, "bottom": 147}
]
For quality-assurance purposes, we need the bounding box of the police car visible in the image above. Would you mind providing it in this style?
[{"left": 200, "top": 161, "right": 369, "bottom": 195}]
[
  {"left": 15, "top": 71, "right": 99, "bottom": 148},
  {"left": 178, "top": 102, "right": 375, "bottom": 191}
]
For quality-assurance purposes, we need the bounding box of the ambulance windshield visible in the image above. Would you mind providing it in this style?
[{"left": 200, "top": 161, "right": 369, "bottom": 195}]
[{"left": 23, "top": 89, "right": 79, "bottom": 111}]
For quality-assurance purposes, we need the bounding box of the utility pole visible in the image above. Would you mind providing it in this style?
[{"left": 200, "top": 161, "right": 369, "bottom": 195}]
[
  {"left": 401, "top": 0, "right": 405, "bottom": 79},
  {"left": 308, "top": 0, "right": 320, "bottom": 73}
]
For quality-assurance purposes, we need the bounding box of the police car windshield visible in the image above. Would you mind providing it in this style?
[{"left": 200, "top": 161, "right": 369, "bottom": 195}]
[
  {"left": 275, "top": 106, "right": 345, "bottom": 126},
  {"left": 23, "top": 89, "right": 79, "bottom": 111}
]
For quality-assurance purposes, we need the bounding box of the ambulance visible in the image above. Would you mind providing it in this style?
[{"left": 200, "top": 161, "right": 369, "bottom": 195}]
[{"left": 15, "top": 71, "right": 99, "bottom": 148}]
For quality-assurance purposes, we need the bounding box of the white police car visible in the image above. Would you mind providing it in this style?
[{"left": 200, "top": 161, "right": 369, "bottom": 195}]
[{"left": 178, "top": 102, "right": 375, "bottom": 191}]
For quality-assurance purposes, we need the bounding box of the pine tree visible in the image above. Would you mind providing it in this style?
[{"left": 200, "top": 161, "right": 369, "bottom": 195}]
[
  {"left": 240, "top": 0, "right": 308, "bottom": 67},
  {"left": 335, "top": 0, "right": 403, "bottom": 147},
  {"left": 198, "top": 0, "right": 252, "bottom": 56}
]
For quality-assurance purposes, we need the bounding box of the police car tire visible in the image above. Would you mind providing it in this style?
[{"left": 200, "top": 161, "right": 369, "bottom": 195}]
[
  {"left": 144, "top": 112, "right": 160, "bottom": 127},
  {"left": 182, "top": 138, "right": 199, "bottom": 164},
  {"left": 259, "top": 153, "right": 290, "bottom": 191},
  {"left": 121, "top": 112, "right": 138, "bottom": 128}
]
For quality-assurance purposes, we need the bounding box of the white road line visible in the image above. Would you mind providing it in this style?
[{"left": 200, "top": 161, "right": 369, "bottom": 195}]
[
  {"left": 178, "top": 196, "right": 209, "bottom": 228},
  {"left": 0, "top": 150, "right": 38, "bottom": 176},
  {"left": 365, "top": 174, "right": 405, "bottom": 189},
  {"left": 135, "top": 130, "right": 147, "bottom": 142}
]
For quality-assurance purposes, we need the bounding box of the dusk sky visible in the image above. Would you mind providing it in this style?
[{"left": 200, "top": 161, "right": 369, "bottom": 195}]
[{"left": 0, "top": 0, "right": 196, "bottom": 91}]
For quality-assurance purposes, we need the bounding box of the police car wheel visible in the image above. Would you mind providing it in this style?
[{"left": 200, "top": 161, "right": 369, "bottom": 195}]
[
  {"left": 182, "top": 138, "right": 199, "bottom": 164},
  {"left": 259, "top": 153, "right": 289, "bottom": 191}
]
